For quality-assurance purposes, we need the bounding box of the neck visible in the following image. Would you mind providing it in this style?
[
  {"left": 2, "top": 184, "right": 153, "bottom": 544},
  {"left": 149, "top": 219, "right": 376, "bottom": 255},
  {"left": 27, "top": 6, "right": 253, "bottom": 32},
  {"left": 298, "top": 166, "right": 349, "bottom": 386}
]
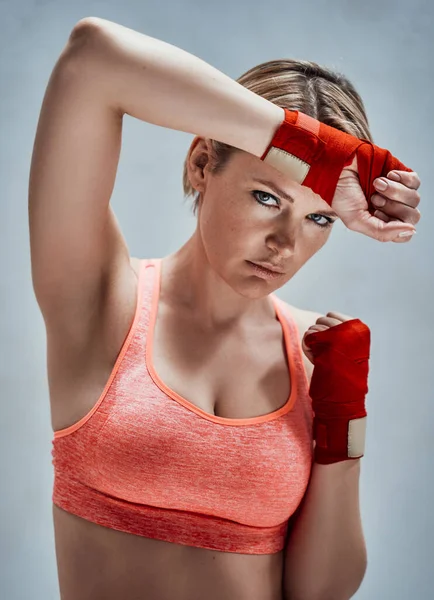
[{"left": 160, "top": 233, "right": 276, "bottom": 332}]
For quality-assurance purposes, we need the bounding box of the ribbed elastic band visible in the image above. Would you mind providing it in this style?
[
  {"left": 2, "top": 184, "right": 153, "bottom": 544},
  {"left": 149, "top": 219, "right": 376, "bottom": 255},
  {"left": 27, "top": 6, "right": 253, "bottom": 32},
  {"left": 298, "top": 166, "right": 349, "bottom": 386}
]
[{"left": 52, "top": 473, "right": 288, "bottom": 555}]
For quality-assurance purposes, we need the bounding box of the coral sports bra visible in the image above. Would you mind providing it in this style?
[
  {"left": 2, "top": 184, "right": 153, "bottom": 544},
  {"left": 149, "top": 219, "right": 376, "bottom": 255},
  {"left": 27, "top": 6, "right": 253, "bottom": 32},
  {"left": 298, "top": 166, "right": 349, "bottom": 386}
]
[{"left": 51, "top": 258, "right": 314, "bottom": 554}]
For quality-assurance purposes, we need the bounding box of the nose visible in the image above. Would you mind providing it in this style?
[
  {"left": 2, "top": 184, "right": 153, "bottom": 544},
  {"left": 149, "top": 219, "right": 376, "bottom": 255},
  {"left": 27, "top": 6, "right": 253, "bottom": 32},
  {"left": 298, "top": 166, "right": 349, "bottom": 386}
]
[{"left": 266, "top": 220, "right": 297, "bottom": 257}]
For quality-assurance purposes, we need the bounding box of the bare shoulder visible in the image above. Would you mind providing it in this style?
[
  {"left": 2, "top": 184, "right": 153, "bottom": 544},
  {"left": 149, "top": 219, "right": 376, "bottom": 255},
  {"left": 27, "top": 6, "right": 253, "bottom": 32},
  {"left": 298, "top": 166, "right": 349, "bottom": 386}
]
[
  {"left": 278, "top": 299, "right": 324, "bottom": 338},
  {"left": 277, "top": 299, "right": 325, "bottom": 384}
]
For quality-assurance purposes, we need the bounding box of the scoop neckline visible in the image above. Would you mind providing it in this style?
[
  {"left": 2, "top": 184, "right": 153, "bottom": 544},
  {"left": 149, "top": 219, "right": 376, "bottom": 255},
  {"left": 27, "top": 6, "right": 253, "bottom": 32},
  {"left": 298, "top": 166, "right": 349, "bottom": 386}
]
[{"left": 144, "top": 257, "right": 297, "bottom": 426}]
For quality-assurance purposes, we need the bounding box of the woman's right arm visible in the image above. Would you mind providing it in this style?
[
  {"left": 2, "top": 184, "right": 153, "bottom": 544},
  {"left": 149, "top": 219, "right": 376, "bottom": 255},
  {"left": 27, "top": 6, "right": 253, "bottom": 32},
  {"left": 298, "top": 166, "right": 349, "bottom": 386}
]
[
  {"left": 29, "top": 17, "right": 283, "bottom": 340},
  {"left": 75, "top": 17, "right": 284, "bottom": 155}
]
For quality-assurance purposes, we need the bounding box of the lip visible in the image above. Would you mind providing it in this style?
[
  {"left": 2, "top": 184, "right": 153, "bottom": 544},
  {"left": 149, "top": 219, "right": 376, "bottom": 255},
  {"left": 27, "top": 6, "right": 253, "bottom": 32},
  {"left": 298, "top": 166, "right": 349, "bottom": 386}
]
[
  {"left": 246, "top": 261, "right": 284, "bottom": 279},
  {"left": 249, "top": 261, "right": 284, "bottom": 274}
]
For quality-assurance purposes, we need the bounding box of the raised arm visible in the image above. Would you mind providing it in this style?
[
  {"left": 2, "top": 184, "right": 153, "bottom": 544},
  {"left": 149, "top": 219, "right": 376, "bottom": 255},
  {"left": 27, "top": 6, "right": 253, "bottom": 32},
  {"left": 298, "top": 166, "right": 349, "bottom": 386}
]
[
  {"left": 28, "top": 17, "right": 283, "bottom": 343},
  {"left": 72, "top": 17, "right": 284, "bottom": 153}
]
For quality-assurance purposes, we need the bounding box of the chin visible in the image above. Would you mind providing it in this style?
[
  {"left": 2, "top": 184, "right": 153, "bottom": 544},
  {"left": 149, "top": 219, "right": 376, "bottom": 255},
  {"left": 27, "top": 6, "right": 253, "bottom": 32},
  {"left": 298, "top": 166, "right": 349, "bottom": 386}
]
[{"left": 238, "top": 275, "right": 289, "bottom": 300}]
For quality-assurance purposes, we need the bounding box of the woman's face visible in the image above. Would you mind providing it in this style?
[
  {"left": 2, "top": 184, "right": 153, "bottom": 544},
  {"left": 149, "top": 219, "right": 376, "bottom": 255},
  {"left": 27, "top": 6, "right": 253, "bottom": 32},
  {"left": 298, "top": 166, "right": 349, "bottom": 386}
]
[{"left": 189, "top": 138, "right": 339, "bottom": 299}]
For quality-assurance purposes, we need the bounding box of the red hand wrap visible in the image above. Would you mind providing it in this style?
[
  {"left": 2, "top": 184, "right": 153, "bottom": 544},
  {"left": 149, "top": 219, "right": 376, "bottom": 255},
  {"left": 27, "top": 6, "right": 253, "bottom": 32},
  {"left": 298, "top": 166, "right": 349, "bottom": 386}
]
[
  {"left": 303, "top": 319, "right": 371, "bottom": 464},
  {"left": 261, "top": 109, "right": 412, "bottom": 207}
]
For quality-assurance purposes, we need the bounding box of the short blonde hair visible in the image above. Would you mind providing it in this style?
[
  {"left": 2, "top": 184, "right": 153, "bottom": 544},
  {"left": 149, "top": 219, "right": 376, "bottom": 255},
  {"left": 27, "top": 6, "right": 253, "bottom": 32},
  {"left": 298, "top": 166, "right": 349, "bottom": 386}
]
[{"left": 182, "top": 58, "right": 373, "bottom": 216}]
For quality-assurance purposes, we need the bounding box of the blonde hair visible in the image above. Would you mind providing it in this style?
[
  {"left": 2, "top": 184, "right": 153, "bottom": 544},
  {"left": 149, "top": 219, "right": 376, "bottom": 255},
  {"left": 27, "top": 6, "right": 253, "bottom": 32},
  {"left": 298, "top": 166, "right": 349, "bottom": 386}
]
[{"left": 182, "top": 59, "right": 373, "bottom": 216}]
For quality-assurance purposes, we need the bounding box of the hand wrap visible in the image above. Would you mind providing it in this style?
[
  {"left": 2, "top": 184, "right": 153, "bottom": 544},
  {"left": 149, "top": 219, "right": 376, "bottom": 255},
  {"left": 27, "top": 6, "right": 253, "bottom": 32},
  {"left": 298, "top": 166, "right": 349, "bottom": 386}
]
[
  {"left": 261, "top": 109, "right": 412, "bottom": 207},
  {"left": 303, "top": 319, "right": 371, "bottom": 464}
]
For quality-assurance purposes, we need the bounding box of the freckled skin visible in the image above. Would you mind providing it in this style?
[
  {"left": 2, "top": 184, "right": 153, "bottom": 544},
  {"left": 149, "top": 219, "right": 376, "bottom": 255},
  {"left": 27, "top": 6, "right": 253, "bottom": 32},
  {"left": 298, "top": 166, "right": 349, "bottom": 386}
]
[{"left": 185, "top": 137, "right": 334, "bottom": 307}]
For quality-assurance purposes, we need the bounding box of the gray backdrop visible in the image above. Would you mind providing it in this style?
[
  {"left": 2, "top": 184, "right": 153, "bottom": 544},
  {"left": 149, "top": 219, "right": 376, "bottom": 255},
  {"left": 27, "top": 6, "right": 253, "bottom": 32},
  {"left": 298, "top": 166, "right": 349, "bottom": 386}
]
[{"left": 1, "top": 0, "right": 432, "bottom": 598}]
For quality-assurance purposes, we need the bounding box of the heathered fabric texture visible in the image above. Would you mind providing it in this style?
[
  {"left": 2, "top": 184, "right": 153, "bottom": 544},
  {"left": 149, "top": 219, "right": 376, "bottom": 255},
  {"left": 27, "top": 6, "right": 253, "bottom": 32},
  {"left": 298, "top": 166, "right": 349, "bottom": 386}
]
[{"left": 51, "top": 258, "right": 314, "bottom": 554}]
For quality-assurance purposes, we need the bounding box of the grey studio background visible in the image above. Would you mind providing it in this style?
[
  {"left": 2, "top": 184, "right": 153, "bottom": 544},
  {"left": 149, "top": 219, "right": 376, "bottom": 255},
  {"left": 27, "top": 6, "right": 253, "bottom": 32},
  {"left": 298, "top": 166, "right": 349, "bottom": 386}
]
[{"left": 1, "top": 0, "right": 432, "bottom": 598}]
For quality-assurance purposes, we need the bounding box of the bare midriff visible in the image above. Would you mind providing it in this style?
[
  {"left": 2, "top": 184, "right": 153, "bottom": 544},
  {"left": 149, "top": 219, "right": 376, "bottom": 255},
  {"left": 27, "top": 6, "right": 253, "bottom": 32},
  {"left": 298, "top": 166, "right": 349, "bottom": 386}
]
[{"left": 53, "top": 503, "right": 284, "bottom": 600}]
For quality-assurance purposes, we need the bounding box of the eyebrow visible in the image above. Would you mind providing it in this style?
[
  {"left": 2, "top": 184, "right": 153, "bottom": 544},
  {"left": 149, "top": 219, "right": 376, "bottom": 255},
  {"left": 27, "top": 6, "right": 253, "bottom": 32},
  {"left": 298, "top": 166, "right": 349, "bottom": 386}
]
[{"left": 251, "top": 177, "right": 339, "bottom": 219}]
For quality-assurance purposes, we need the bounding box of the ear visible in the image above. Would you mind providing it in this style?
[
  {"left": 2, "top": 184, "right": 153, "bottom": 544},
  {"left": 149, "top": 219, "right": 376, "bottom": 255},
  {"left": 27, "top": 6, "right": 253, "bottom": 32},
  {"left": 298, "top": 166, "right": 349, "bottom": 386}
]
[{"left": 186, "top": 137, "right": 214, "bottom": 194}]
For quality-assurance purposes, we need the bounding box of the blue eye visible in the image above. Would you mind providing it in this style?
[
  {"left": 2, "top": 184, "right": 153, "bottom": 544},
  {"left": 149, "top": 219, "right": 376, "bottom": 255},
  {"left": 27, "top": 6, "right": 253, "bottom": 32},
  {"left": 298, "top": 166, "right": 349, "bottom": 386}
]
[
  {"left": 309, "top": 214, "right": 335, "bottom": 228},
  {"left": 251, "top": 190, "right": 335, "bottom": 229},
  {"left": 252, "top": 190, "right": 280, "bottom": 208}
]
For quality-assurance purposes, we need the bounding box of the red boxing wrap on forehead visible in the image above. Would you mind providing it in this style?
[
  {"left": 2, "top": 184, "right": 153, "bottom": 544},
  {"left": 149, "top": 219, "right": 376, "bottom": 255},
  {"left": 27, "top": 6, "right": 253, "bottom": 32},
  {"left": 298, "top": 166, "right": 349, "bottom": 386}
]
[
  {"left": 303, "top": 319, "right": 371, "bottom": 464},
  {"left": 261, "top": 109, "right": 412, "bottom": 206}
]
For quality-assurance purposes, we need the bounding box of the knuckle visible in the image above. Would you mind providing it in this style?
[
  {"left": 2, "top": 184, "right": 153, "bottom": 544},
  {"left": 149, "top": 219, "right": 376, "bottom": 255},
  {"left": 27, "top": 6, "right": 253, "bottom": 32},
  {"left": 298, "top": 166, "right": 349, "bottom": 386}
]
[
  {"left": 410, "top": 172, "right": 421, "bottom": 188},
  {"left": 406, "top": 208, "right": 420, "bottom": 225}
]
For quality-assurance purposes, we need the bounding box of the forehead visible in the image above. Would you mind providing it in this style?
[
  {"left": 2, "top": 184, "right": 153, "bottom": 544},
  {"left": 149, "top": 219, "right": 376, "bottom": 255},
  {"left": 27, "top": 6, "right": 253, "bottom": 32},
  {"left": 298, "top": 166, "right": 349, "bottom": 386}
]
[
  {"left": 228, "top": 150, "right": 304, "bottom": 193},
  {"left": 227, "top": 150, "right": 338, "bottom": 217}
]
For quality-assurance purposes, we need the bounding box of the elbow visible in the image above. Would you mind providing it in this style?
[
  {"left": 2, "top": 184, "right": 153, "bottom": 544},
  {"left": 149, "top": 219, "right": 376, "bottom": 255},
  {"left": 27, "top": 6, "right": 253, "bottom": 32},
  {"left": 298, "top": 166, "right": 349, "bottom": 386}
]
[
  {"left": 317, "top": 561, "right": 368, "bottom": 600},
  {"left": 67, "top": 17, "right": 107, "bottom": 57},
  {"left": 285, "top": 560, "right": 368, "bottom": 600},
  {"left": 58, "top": 17, "right": 107, "bottom": 79},
  {"left": 288, "top": 587, "right": 364, "bottom": 600},
  {"left": 70, "top": 17, "right": 105, "bottom": 40}
]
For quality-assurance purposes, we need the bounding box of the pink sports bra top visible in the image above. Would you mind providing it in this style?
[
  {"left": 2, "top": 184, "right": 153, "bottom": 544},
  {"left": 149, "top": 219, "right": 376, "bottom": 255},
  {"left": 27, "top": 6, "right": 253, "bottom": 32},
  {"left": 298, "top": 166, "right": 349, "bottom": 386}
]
[{"left": 51, "top": 258, "right": 314, "bottom": 555}]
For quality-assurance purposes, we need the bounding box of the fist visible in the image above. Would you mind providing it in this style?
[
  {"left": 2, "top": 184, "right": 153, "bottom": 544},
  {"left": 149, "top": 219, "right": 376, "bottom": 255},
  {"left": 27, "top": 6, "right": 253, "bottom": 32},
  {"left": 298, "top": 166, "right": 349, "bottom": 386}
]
[
  {"left": 302, "top": 311, "right": 356, "bottom": 365},
  {"left": 331, "top": 155, "right": 420, "bottom": 243}
]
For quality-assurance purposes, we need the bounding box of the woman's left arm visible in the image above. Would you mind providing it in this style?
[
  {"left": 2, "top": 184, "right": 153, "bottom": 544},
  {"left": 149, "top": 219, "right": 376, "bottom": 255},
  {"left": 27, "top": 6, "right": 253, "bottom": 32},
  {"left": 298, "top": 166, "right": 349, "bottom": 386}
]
[
  {"left": 283, "top": 311, "right": 371, "bottom": 600},
  {"left": 283, "top": 459, "right": 367, "bottom": 600}
]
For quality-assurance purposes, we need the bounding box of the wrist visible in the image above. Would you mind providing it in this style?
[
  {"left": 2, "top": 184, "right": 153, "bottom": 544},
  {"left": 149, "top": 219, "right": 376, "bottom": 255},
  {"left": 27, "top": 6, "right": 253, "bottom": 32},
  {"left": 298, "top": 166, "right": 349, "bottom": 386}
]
[
  {"left": 256, "top": 105, "right": 286, "bottom": 158},
  {"left": 343, "top": 153, "right": 359, "bottom": 173},
  {"left": 313, "top": 456, "right": 362, "bottom": 470},
  {"left": 313, "top": 414, "right": 367, "bottom": 465}
]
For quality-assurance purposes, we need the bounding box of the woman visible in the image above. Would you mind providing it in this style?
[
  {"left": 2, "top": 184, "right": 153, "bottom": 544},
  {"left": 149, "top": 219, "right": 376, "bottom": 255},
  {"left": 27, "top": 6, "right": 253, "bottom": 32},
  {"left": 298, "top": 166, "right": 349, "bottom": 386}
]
[{"left": 29, "top": 17, "right": 421, "bottom": 600}]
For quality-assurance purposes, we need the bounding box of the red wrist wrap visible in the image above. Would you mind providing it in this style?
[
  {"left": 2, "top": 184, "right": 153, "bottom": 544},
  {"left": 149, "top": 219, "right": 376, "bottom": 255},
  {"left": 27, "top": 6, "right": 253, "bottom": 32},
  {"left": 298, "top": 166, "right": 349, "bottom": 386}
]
[
  {"left": 303, "top": 319, "right": 371, "bottom": 464},
  {"left": 261, "top": 109, "right": 412, "bottom": 207}
]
